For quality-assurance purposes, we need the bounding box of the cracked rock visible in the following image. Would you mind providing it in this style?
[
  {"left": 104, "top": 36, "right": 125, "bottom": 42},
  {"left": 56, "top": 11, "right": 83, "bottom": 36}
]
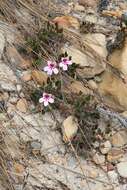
[{"left": 0, "top": 61, "right": 18, "bottom": 92}]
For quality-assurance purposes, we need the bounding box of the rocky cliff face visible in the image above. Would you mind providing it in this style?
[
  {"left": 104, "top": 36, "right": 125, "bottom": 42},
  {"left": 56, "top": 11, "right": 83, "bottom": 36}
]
[{"left": 0, "top": 1, "right": 127, "bottom": 190}]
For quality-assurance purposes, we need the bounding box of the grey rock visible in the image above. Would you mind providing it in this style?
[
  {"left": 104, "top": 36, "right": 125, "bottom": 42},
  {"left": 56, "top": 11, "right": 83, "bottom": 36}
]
[
  {"left": 85, "top": 14, "right": 98, "bottom": 23},
  {"left": 0, "top": 92, "right": 9, "bottom": 102},
  {"left": 110, "top": 130, "right": 127, "bottom": 147},
  {"left": 117, "top": 162, "right": 127, "bottom": 178},
  {"left": 93, "top": 152, "right": 105, "bottom": 165},
  {"left": 27, "top": 161, "right": 110, "bottom": 190},
  {"left": 1, "top": 83, "right": 16, "bottom": 92},
  {"left": 100, "top": 141, "right": 112, "bottom": 154},
  {"left": 0, "top": 33, "right": 5, "bottom": 59},
  {"left": 16, "top": 84, "right": 22, "bottom": 92},
  {"left": 123, "top": 184, "right": 127, "bottom": 190},
  {"left": 4, "top": 134, "right": 21, "bottom": 159},
  {"left": 7, "top": 103, "right": 16, "bottom": 116},
  {"left": 108, "top": 170, "right": 118, "bottom": 184},
  {"left": 9, "top": 96, "right": 18, "bottom": 104},
  {"left": 0, "top": 61, "right": 18, "bottom": 92},
  {"left": 30, "top": 141, "right": 41, "bottom": 150},
  {"left": 29, "top": 141, "right": 42, "bottom": 155},
  {"left": 0, "top": 182, "right": 6, "bottom": 190},
  {"left": 14, "top": 112, "right": 65, "bottom": 155},
  {"left": 0, "top": 113, "right": 7, "bottom": 121},
  {"left": 93, "top": 141, "right": 100, "bottom": 148},
  {"left": 62, "top": 45, "right": 90, "bottom": 67},
  {"left": 0, "top": 21, "right": 19, "bottom": 43},
  {"left": 119, "top": 153, "right": 127, "bottom": 162}
]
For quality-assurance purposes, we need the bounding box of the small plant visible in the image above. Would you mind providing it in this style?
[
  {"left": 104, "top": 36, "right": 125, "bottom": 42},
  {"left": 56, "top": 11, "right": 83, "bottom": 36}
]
[
  {"left": 72, "top": 94, "right": 100, "bottom": 155},
  {"left": 33, "top": 58, "right": 43, "bottom": 66},
  {"left": 67, "top": 62, "right": 78, "bottom": 78},
  {"left": 26, "top": 22, "right": 64, "bottom": 58},
  {"left": 59, "top": 57, "right": 72, "bottom": 71},
  {"left": 39, "top": 55, "right": 73, "bottom": 107},
  {"left": 27, "top": 22, "right": 100, "bottom": 156},
  {"left": 26, "top": 37, "right": 40, "bottom": 53}
]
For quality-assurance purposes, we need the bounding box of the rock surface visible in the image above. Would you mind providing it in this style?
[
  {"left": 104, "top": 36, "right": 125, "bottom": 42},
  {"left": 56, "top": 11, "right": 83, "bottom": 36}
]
[
  {"left": 93, "top": 152, "right": 105, "bottom": 165},
  {"left": 53, "top": 16, "right": 80, "bottom": 29},
  {"left": 63, "top": 43, "right": 106, "bottom": 78},
  {"left": 0, "top": 33, "right": 5, "bottom": 59},
  {"left": 69, "top": 80, "right": 92, "bottom": 95},
  {"left": 0, "top": 21, "right": 20, "bottom": 44},
  {"left": 109, "top": 38, "right": 127, "bottom": 76},
  {"left": 110, "top": 130, "right": 127, "bottom": 147},
  {"left": 0, "top": 61, "right": 18, "bottom": 91},
  {"left": 117, "top": 162, "right": 127, "bottom": 178},
  {"left": 22, "top": 71, "right": 32, "bottom": 82},
  {"left": 74, "top": 3, "right": 85, "bottom": 11},
  {"left": 62, "top": 115, "right": 78, "bottom": 142},
  {"left": 100, "top": 140, "right": 112, "bottom": 154},
  {"left": 82, "top": 33, "right": 108, "bottom": 58},
  {"left": 88, "top": 80, "right": 98, "bottom": 90},
  {"left": 107, "top": 149, "right": 123, "bottom": 162},
  {"left": 79, "top": 0, "right": 98, "bottom": 8},
  {"left": 1, "top": 1, "right": 127, "bottom": 189},
  {"left": 62, "top": 45, "right": 90, "bottom": 67},
  {"left": 98, "top": 71, "right": 127, "bottom": 110},
  {"left": 16, "top": 98, "right": 28, "bottom": 113},
  {"left": 108, "top": 170, "right": 118, "bottom": 184},
  {"left": 31, "top": 70, "right": 48, "bottom": 85},
  {"left": 6, "top": 46, "right": 31, "bottom": 69}
]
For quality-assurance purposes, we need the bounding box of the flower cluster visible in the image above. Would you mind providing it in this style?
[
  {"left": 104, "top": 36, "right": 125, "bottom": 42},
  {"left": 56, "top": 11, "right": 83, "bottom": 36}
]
[
  {"left": 39, "top": 56, "right": 72, "bottom": 107},
  {"left": 43, "top": 57, "right": 72, "bottom": 76}
]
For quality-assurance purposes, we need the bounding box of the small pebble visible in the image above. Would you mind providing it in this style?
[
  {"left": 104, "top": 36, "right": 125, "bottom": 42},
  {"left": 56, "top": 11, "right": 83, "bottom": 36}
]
[
  {"left": 100, "top": 140, "right": 112, "bottom": 154},
  {"left": 117, "top": 162, "right": 127, "bottom": 178},
  {"left": 17, "top": 84, "right": 22, "bottom": 92},
  {"left": 93, "top": 152, "right": 105, "bottom": 165}
]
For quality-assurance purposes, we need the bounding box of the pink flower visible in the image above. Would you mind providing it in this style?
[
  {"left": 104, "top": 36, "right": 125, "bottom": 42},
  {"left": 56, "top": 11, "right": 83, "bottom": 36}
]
[
  {"left": 39, "top": 93, "right": 54, "bottom": 107},
  {"left": 44, "top": 61, "right": 59, "bottom": 75},
  {"left": 59, "top": 57, "right": 72, "bottom": 71}
]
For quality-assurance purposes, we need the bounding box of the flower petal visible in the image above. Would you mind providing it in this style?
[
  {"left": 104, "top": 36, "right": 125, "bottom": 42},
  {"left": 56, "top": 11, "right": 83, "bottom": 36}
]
[
  {"left": 44, "top": 101, "right": 49, "bottom": 106},
  {"left": 49, "top": 97, "right": 54, "bottom": 103},
  {"left": 52, "top": 61, "right": 57, "bottom": 66},
  {"left": 39, "top": 97, "right": 44, "bottom": 103},
  {"left": 44, "top": 66, "right": 49, "bottom": 72},
  {"left": 59, "top": 62, "right": 64, "bottom": 67},
  {"left": 67, "top": 60, "right": 72, "bottom": 65},
  {"left": 62, "top": 64, "right": 68, "bottom": 71},
  {"left": 43, "top": 93, "right": 48, "bottom": 98},
  {"left": 53, "top": 68, "right": 59, "bottom": 74},
  {"left": 61, "top": 57, "right": 65, "bottom": 62},
  {"left": 47, "top": 69, "right": 53, "bottom": 75},
  {"left": 47, "top": 61, "right": 52, "bottom": 66}
]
